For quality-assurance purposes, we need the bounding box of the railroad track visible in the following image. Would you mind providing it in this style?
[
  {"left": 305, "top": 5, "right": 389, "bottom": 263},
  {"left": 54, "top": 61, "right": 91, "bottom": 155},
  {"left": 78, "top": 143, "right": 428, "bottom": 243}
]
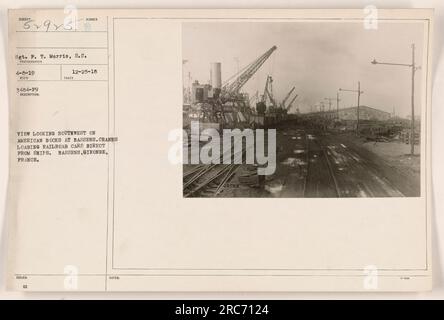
[
  {"left": 183, "top": 164, "right": 240, "bottom": 197},
  {"left": 303, "top": 133, "right": 340, "bottom": 197},
  {"left": 322, "top": 145, "right": 341, "bottom": 197},
  {"left": 183, "top": 145, "right": 248, "bottom": 197}
]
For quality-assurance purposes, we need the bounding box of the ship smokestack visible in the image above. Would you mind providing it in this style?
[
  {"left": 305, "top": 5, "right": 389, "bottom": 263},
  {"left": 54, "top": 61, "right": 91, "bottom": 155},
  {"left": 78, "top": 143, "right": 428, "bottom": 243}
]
[{"left": 210, "top": 62, "right": 222, "bottom": 89}]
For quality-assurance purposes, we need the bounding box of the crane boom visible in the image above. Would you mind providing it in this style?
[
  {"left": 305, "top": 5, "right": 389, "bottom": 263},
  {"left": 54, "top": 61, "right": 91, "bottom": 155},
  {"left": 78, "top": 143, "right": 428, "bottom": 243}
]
[
  {"left": 265, "top": 88, "right": 277, "bottom": 108},
  {"left": 262, "top": 75, "right": 277, "bottom": 108},
  {"left": 286, "top": 94, "right": 299, "bottom": 111},
  {"left": 261, "top": 76, "right": 271, "bottom": 103},
  {"left": 222, "top": 46, "right": 277, "bottom": 96},
  {"left": 281, "top": 87, "right": 295, "bottom": 108}
]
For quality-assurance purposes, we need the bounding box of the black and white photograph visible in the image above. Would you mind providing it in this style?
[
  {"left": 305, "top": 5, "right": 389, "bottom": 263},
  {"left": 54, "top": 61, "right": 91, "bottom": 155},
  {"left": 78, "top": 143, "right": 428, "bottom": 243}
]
[
  {"left": 182, "top": 21, "right": 425, "bottom": 198},
  {"left": 2, "top": 6, "right": 437, "bottom": 296}
]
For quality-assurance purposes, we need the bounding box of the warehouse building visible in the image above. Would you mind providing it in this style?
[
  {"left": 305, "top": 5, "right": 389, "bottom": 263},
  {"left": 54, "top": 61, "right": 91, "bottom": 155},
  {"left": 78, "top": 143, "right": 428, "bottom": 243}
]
[
  {"left": 307, "top": 105, "right": 392, "bottom": 121},
  {"left": 337, "top": 106, "right": 391, "bottom": 121}
]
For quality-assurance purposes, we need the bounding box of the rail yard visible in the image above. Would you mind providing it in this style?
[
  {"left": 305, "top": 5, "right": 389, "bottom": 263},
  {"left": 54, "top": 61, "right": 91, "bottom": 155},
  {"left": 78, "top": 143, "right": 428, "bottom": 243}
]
[{"left": 182, "top": 44, "right": 421, "bottom": 198}]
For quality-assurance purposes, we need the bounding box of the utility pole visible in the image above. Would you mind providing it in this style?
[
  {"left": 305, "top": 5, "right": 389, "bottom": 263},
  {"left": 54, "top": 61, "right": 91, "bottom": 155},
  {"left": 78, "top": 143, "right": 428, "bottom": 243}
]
[
  {"left": 324, "top": 97, "right": 335, "bottom": 119},
  {"left": 324, "top": 98, "right": 332, "bottom": 111},
  {"left": 336, "top": 92, "right": 341, "bottom": 119},
  {"left": 339, "top": 81, "right": 363, "bottom": 136},
  {"left": 371, "top": 44, "right": 419, "bottom": 155},
  {"left": 357, "top": 82, "right": 361, "bottom": 135}
]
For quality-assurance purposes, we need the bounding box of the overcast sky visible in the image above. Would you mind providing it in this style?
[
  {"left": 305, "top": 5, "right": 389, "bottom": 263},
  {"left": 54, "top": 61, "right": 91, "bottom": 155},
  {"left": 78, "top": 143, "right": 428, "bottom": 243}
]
[{"left": 182, "top": 21, "right": 426, "bottom": 118}]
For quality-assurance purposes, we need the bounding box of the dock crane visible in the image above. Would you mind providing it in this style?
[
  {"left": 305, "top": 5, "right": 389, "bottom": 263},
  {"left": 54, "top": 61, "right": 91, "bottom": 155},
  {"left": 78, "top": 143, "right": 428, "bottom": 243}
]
[
  {"left": 249, "top": 90, "right": 259, "bottom": 106},
  {"left": 281, "top": 87, "right": 296, "bottom": 109},
  {"left": 187, "top": 46, "right": 277, "bottom": 128},
  {"left": 221, "top": 46, "right": 277, "bottom": 102},
  {"left": 261, "top": 75, "right": 278, "bottom": 110},
  {"left": 286, "top": 94, "right": 299, "bottom": 113}
]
